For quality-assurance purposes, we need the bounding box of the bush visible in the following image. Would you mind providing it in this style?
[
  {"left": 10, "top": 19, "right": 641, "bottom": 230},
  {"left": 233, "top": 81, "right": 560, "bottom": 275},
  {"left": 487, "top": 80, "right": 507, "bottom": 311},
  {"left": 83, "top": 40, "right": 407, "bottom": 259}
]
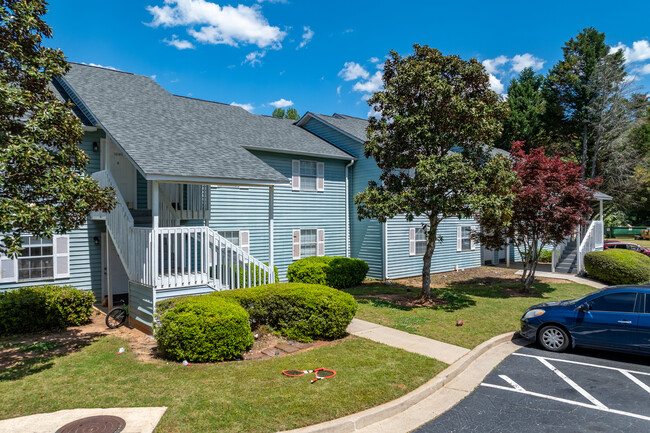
[
  {"left": 538, "top": 250, "right": 552, "bottom": 263},
  {"left": 584, "top": 249, "right": 650, "bottom": 285},
  {"left": 217, "top": 283, "right": 357, "bottom": 341},
  {"left": 286, "top": 256, "right": 369, "bottom": 289},
  {"left": 155, "top": 296, "right": 253, "bottom": 362},
  {"left": 0, "top": 285, "right": 94, "bottom": 335}
]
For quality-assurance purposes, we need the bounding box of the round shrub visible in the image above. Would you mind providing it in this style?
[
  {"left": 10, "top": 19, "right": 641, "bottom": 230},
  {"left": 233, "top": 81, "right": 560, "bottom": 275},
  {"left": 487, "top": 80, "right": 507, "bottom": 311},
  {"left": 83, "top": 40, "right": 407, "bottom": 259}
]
[
  {"left": 584, "top": 249, "right": 650, "bottom": 285},
  {"left": 216, "top": 283, "right": 358, "bottom": 342},
  {"left": 0, "top": 285, "right": 94, "bottom": 336},
  {"left": 155, "top": 296, "right": 253, "bottom": 362},
  {"left": 286, "top": 256, "right": 369, "bottom": 289}
]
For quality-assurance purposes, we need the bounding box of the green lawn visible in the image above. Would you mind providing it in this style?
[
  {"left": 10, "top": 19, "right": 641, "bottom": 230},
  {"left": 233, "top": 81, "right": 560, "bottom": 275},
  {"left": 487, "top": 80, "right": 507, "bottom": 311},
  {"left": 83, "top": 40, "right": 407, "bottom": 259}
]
[
  {"left": 0, "top": 335, "right": 445, "bottom": 432},
  {"left": 345, "top": 278, "right": 597, "bottom": 349}
]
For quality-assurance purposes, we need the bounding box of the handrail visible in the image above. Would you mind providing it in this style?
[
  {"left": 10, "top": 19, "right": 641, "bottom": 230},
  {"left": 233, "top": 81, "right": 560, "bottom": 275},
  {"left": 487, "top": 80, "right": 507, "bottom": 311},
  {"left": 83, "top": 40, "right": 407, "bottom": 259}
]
[{"left": 577, "top": 220, "right": 604, "bottom": 273}]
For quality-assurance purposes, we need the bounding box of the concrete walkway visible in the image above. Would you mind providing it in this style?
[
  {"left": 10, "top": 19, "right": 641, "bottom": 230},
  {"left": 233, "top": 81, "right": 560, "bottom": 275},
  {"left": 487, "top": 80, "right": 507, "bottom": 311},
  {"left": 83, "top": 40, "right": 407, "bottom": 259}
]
[
  {"left": 0, "top": 407, "right": 167, "bottom": 433},
  {"left": 347, "top": 318, "right": 470, "bottom": 364},
  {"left": 516, "top": 270, "right": 607, "bottom": 289}
]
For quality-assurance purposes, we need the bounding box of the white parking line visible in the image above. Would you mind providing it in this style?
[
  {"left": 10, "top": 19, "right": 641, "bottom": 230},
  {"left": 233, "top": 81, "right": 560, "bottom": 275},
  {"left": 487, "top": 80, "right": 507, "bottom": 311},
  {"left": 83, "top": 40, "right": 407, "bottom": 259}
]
[
  {"left": 620, "top": 370, "right": 650, "bottom": 395},
  {"left": 498, "top": 374, "right": 525, "bottom": 392},
  {"left": 513, "top": 353, "right": 650, "bottom": 377},
  {"left": 536, "top": 357, "right": 607, "bottom": 409}
]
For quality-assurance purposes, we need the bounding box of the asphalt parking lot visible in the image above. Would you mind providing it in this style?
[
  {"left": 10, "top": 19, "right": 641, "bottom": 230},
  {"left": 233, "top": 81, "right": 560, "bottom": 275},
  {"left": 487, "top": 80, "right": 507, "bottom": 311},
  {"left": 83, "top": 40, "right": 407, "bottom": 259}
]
[{"left": 415, "top": 344, "right": 650, "bottom": 433}]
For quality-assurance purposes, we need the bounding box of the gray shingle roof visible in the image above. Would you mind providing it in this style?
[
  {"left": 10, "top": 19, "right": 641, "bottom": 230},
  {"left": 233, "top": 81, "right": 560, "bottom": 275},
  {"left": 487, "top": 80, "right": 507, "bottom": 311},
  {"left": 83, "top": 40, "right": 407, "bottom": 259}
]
[
  {"left": 310, "top": 113, "right": 369, "bottom": 142},
  {"left": 59, "top": 64, "right": 351, "bottom": 183}
]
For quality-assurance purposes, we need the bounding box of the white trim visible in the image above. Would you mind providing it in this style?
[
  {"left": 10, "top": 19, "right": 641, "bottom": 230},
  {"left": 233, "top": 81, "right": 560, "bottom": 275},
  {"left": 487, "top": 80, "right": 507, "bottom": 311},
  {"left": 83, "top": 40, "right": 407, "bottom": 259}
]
[
  {"left": 409, "top": 227, "right": 416, "bottom": 256},
  {"left": 345, "top": 160, "right": 355, "bottom": 257},
  {"left": 145, "top": 174, "right": 288, "bottom": 187},
  {"left": 242, "top": 146, "right": 356, "bottom": 161},
  {"left": 317, "top": 229, "right": 325, "bottom": 256},
  {"left": 456, "top": 226, "right": 463, "bottom": 252},
  {"left": 53, "top": 235, "right": 70, "bottom": 279},
  {"left": 316, "top": 162, "right": 325, "bottom": 192},
  {"left": 292, "top": 160, "right": 301, "bottom": 191},
  {"left": 269, "top": 186, "right": 275, "bottom": 282},
  {"left": 471, "top": 226, "right": 477, "bottom": 251},
  {"left": 383, "top": 221, "right": 388, "bottom": 281},
  {"left": 239, "top": 230, "right": 250, "bottom": 254},
  {"left": 0, "top": 252, "right": 16, "bottom": 283}
]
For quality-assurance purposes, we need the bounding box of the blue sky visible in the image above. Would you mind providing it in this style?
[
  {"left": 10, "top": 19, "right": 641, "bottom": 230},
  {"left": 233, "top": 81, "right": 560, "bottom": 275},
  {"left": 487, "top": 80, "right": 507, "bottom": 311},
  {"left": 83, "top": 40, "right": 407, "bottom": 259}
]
[{"left": 46, "top": 0, "right": 650, "bottom": 119}]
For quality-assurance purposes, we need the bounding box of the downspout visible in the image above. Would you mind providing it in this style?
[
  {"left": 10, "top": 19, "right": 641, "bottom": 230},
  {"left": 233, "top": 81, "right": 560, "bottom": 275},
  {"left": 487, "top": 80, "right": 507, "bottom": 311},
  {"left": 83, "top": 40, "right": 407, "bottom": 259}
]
[{"left": 345, "top": 160, "right": 355, "bottom": 258}]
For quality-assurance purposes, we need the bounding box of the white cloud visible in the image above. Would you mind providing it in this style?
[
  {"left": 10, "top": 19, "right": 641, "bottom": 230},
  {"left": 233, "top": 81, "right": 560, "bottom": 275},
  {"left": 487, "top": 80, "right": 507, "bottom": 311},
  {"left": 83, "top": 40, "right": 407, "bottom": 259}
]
[
  {"left": 256, "top": 0, "right": 287, "bottom": 2},
  {"left": 338, "top": 62, "right": 369, "bottom": 81},
  {"left": 83, "top": 62, "right": 119, "bottom": 71},
  {"left": 482, "top": 55, "right": 509, "bottom": 74},
  {"left": 297, "top": 26, "right": 314, "bottom": 49},
  {"left": 336, "top": 85, "right": 341, "bottom": 96},
  {"left": 353, "top": 71, "right": 383, "bottom": 93},
  {"left": 269, "top": 98, "right": 293, "bottom": 108},
  {"left": 243, "top": 50, "right": 265, "bottom": 66},
  {"left": 150, "top": 74, "right": 157, "bottom": 80},
  {"left": 369, "top": 57, "right": 380, "bottom": 63},
  {"left": 146, "top": 0, "right": 286, "bottom": 49},
  {"left": 230, "top": 101, "right": 254, "bottom": 111},
  {"left": 636, "top": 63, "right": 650, "bottom": 75},
  {"left": 612, "top": 40, "right": 650, "bottom": 64},
  {"left": 368, "top": 107, "right": 381, "bottom": 119},
  {"left": 163, "top": 34, "right": 195, "bottom": 49},
  {"left": 510, "top": 53, "right": 545, "bottom": 73},
  {"left": 488, "top": 74, "right": 505, "bottom": 94}
]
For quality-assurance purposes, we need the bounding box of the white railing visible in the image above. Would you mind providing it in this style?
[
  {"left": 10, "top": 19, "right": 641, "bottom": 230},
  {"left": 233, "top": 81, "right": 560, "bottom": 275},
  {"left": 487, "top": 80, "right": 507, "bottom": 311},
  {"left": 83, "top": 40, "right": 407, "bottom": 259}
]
[
  {"left": 92, "top": 171, "right": 273, "bottom": 290},
  {"left": 158, "top": 189, "right": 180, "bottom": 228},
  {"left": 160, "top": 183, "right": 210, "bottom": 220},
  {"left": 551, "top": 237, "right": 569, "bottom": 273},
  {"left": 577, "top": 220, "right": 604, "bottom": 273}
]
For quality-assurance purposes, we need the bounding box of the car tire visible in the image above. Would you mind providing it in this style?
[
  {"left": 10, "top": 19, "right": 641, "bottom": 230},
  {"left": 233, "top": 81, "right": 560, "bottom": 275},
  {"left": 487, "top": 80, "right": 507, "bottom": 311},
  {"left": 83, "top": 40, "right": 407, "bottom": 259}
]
[{"left": 538, "top": 325, "right": 570, "bottom": 352}]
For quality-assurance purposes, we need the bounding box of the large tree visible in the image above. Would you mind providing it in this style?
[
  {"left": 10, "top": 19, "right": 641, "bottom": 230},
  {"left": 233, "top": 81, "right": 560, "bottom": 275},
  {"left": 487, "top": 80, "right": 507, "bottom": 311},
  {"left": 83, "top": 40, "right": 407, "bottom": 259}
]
[
  {"left": 496, "top": 68, "right": 547, "bottom": 152},
  {"left": 477, "top": 142, "right": 600, "bottom": 291},
  {"left": 355, "top": 44, "right": 515, "bottom": 300},
  {"left": 0, "top": 0, "right": 114, "bottom": 256}
]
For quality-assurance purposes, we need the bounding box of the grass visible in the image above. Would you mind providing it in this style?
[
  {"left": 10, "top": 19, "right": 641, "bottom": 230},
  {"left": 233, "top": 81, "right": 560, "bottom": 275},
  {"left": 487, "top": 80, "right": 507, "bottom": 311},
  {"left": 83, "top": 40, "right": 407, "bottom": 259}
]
[
  {"left": 345, "top": 276, "right": 597, "bottom": 349},
  {"left": 0, "top": 335, "right": 445, "bottom": 432}
]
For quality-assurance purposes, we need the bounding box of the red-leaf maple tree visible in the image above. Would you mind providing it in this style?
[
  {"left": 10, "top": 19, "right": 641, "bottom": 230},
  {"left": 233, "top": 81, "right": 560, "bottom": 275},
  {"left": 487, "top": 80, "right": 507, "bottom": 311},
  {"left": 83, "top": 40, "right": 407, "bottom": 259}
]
[{"left": 477, "top": 142, "right": 601, "bottom": 291}]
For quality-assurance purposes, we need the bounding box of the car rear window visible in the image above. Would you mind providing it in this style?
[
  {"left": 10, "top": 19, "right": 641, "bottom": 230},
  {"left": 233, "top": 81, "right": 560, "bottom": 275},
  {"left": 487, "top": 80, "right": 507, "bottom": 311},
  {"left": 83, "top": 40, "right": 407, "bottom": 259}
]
[{"left": 588, "top": 292, "right": 637, "bottom": 313}]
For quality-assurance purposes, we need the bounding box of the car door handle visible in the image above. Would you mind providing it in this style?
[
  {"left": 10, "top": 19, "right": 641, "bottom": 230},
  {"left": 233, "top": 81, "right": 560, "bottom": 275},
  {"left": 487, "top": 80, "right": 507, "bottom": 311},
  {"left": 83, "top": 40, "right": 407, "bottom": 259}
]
[{"left": 617, "top": 320, "right": 632, "bottom": 324}]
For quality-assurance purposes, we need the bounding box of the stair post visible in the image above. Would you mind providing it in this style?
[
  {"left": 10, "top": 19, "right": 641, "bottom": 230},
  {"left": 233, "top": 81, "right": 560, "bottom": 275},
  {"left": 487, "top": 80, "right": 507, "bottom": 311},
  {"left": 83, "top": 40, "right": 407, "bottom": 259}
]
[{"left": 551, "top": 247, "right": 556, "bottom": 273}]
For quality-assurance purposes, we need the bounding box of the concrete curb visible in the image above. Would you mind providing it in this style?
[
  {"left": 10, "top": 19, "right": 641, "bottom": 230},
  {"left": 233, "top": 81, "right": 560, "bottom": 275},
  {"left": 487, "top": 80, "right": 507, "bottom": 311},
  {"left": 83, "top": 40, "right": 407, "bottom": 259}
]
[{"left": 279, "top": 331, "right": 517, "bottom": 433}]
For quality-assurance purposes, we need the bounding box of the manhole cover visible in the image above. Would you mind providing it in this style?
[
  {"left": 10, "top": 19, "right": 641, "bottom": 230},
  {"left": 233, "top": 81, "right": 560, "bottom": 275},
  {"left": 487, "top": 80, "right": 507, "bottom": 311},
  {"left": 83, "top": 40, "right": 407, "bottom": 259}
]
[{"left": 56, "top": 415, "right": 126, "bottom": 433}]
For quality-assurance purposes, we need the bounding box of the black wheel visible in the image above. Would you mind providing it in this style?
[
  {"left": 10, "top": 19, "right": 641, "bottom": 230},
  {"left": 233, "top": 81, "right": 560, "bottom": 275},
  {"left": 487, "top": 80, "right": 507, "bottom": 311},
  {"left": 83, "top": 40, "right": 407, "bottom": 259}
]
[
  {"left": 106, "top": 307, "right": 127, "bottom": 329},
  {"left": 538, "top": 325, "right": 570, "bottom": 352}
]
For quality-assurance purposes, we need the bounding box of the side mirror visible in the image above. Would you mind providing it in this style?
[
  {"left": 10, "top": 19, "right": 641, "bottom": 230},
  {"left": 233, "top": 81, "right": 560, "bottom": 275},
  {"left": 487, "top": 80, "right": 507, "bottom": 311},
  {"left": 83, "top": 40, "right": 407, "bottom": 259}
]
[{"left": 577, "top": 303, "right": 590, "bottom": 312}]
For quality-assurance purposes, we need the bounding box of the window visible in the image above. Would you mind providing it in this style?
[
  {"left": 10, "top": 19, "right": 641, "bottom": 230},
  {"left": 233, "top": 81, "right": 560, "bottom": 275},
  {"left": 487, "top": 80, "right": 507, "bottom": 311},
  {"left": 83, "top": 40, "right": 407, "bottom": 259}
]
[
  {"left": 410, "top": 228, "right": 427, "bottom": 256},
  {"left": 219, "top": 231, "right": 239, "bottom": 246},
  {"left": 300, "top": 161, "right": 317, "bottom": 191},
  {"left": 588, "top": 292, "right": 637, "bottom": 313},
  {"left": 292, "top": 228, "right": 324, "bottom": 260},
  {"left": 457, "top": 226, "right": 473, "bottom": 252},
  {"left": 292, "top": 160, "right": 324, "bottom": 192},
  {"left": 17, "top": 237, "right": 54, "bottom": 281},
  {"left": 300, "top": 229, "right": 317, "bottom": 258}
]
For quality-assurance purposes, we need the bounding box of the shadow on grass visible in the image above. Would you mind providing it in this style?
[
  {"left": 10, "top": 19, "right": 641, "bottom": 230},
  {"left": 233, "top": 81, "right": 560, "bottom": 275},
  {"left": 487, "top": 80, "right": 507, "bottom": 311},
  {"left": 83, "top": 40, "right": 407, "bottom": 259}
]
[
  {"left": 357, "top": 289, "right": 476, "bottom": 313},
  {"left": 447, "top": 277, "right": 558, "bottom": 299},
  {"left": 0, "top": 330, "right": 101, "bottom": 381}
]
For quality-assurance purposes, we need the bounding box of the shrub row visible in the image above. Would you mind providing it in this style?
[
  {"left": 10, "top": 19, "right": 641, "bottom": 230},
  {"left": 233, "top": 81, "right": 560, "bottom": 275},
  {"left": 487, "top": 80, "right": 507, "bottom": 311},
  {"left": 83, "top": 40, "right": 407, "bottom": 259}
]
[
  {"left": 584, "top": 249, "right": 650, "bottom": 285},
  {"left": 287, "top": 256, "right": 369, "bottom": 289},
  {"left": 155, "top": 283, "right": 357, "bottom": 362},
  {"left": 0, "top": 285, "right": 94, "bottom": 335}
]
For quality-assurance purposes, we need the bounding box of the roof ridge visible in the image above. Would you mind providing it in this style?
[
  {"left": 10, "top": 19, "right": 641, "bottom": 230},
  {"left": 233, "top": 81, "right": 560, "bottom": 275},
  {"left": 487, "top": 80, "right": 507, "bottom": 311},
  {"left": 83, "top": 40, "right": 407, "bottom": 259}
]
[
  {"left": 69, "top": 61, "right": 134, "bottom": 76},
  {"left": 332, "top": 112, "right": 368, "bottom": 121},
  {"left": 172, "top": 94, "right": 233, "bottom": 106}
]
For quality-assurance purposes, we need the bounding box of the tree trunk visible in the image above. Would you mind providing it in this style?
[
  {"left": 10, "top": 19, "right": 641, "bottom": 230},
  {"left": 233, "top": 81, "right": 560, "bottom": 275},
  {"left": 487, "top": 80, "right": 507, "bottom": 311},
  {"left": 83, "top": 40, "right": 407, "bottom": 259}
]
[
  {"left": 420, "top": 216, "right": 439, "bottom": 300},
  {"left": 520, "top": 236, "right": 539, "bottom": 292}
]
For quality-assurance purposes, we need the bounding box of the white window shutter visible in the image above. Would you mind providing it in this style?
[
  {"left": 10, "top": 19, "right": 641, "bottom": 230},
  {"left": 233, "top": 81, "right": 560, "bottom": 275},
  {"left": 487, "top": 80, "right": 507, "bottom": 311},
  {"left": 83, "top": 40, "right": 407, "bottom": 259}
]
[
  {"left": 409, "top": 228, "right": 416, "bottom": 256},
  {"left": 317, "top": 229, "right": 325, "bottom": 256},
  {"left": 53, "top": 235, "right": 70, "bottom": 279},
  {"left": 317, "top": 162, "right": 325, "bottom": 192},
  {"left": 292, "top": 160, "right": 301, "bottom": 191},
  {"left": 471, "top": 226, "right": 477, "bottom": 251},
  {"left": 456, "top": 226, "right": 462, "bottom": 252},
  {"left": 0, "top": 253, "right": 16, "bottom": 283},
  {"left": 292, "top": 229, "right": 301, "bottom": 260},
  {"left": 239, "top": 231, "right": 250, "bottom": 254}
]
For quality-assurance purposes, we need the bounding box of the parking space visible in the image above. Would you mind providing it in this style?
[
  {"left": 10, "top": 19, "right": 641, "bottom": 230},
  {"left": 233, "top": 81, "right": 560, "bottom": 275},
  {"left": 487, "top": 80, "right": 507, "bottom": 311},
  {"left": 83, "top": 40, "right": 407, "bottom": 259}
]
[{"left": 415, "top": 345, "right": 650, "bottom": 432}]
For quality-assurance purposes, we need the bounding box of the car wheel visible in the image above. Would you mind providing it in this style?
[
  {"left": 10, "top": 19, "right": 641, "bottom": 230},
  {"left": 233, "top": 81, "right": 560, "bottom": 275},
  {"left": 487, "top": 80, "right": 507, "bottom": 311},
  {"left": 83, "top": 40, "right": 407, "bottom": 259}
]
[{"left": 538, "top": 325, "right": 570, "bottom": 352}]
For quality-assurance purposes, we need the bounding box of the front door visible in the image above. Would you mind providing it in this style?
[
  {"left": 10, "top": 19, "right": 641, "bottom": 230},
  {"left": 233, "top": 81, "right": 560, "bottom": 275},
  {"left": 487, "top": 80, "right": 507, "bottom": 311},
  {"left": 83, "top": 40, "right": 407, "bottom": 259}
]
[
  {"left": 573, "top": 291, "right": 640, "bottom": 351},
  {"left": 108, "top": 139, "right": 137, "bottom": 209}
]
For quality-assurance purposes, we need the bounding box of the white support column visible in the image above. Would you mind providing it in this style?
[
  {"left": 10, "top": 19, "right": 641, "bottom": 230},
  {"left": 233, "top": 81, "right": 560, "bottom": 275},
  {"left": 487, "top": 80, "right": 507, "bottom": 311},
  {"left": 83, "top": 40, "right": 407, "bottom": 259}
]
[
  {"left": 106, "top": 232, "right": 112, "bottom": 311},
  {"left": 152, "top": 181, "right": 159, "bottom": 230},
  {"left": 269, "top": 186, "right": 275, "bottom": 283},
  {"left": 506, "top": 238, "right": 510, "bottom": 268},
  {"left": 104, "top": 137, "right": 111, "bottom": 171}
]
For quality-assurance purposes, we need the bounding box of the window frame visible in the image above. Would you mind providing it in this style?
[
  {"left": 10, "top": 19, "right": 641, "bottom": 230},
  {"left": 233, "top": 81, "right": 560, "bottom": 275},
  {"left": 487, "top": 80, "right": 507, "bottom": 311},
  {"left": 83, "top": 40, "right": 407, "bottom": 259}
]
[
  {"left": 17, "top": 236, "right": 55, "bottom": 282},
  {"left": 414, "top": 227, "right": 427, "bottom": 256},
  {"left": 299, "top": 160, "right": 318, "bottom": 192},
  {"left": 457, "top": 226, "right": 474, "bottom": 252},
  {"left": 300, "top": 228, "right": 318, "bottom": 258},
  {"left": 218, "top": 230, "right": 240, "bottom": 247}
]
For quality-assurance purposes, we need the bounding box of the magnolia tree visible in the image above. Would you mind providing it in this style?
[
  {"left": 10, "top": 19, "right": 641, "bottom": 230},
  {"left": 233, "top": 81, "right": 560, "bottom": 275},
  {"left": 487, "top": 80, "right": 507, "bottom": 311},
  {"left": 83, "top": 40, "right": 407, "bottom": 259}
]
[
  {"left": 355, "top": 45, "right": 516, "bottom": 300},
  {"left": 476, "top": 142, "right": 600, "bottom": 291},
  {"left": 0, "top": 0, "right": 115, "bottom": 255}
]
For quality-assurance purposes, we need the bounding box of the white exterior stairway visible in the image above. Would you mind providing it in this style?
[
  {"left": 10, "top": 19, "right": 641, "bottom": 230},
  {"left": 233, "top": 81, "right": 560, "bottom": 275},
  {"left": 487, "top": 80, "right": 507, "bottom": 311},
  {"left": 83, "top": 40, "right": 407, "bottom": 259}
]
[
  {"left": 91, "top": 170, "right": 274, "bottom": 291},
  {"left": 552, "top": 220, "right": 604, "bottom": 275}
]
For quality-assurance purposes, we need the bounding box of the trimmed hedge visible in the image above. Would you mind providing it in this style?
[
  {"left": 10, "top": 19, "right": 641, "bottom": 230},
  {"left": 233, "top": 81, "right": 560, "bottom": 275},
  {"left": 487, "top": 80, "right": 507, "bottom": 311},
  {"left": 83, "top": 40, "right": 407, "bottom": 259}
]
[
  {"left": 0, "top": 285, "right": 94, "bottom": 335},
  {"left": 538, "top": 250, "right": 552, "bottom": 263},
  {"left": 286, "top": 256, "right": 369, "bottom": 289},
  {"left": 584, "top": 249, "right": 650, "bottom": 285},
  {"left": 216, "top": 283, "right": 358, "bottom": 341},
  {"left": 155, "top": 296, "right": 254, "bottom": 362}
]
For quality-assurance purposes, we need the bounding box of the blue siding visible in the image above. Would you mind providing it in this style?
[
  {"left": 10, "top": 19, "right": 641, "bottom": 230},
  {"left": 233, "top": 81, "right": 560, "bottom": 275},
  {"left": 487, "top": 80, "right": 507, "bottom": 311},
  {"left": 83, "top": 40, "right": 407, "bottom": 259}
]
[
  {"left": 386, "top": 216, "right": 482, "bottom": 279},
  {"left": 301, "top": 118, "right": 385, "bottom": 278},
  {"left": 0, "top": 130, "right": 106, "bottom": 299},
  {"left": 209, "top": 150, "right": 347, "bottom": 281}
]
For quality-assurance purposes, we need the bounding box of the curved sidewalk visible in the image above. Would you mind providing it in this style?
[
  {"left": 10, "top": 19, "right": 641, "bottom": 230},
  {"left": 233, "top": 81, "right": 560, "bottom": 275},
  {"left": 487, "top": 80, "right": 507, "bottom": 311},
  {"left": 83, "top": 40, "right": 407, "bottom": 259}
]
[{"left": 281, "top": 319, "right": 526, "bottom": 433}]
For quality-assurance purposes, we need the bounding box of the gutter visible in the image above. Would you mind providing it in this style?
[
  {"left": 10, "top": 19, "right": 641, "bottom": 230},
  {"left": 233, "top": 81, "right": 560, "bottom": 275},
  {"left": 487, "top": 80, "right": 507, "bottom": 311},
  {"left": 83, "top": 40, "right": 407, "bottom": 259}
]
[{"left": 345, "top": 160, "right": 355, "bottom": 257}]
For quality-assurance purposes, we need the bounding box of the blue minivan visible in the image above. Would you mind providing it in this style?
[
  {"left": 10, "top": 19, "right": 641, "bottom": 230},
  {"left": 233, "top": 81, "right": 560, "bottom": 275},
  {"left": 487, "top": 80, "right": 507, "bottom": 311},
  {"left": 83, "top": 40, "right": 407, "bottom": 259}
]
[{"left": 520, "top": 285, "right": 650, "bottom": 354}]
